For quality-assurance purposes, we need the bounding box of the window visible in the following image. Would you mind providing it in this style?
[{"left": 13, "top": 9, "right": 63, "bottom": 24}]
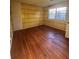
[
  {"left": 49, "top": 8, "right": 56, "bottom": 19},
  {"left": 48, "top": 7, "right": 67, "bottom": 20}
]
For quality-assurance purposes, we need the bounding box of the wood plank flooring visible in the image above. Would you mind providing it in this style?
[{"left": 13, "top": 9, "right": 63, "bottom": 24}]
[{"left": 11, "top": 25, "right": 69, "bottom": 59}]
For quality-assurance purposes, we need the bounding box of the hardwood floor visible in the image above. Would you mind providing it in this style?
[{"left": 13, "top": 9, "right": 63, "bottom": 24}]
[{"left": 11, "top": 25, "right": 69, "bottom": 59}]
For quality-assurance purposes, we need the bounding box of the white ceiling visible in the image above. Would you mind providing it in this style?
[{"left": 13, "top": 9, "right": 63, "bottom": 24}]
[{"left": 16, "top": 0, "right": 68, "bottom": 7}]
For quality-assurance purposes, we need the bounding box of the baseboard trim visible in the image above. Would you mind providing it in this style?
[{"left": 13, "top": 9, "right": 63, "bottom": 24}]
[
  {"left": 45, "top": 24, "right": 66, "bottom": 31},
  {"left": 44, "top": 25, "right": 65, "bottom": 32},
  {"left": 13, "top": 24, "right": 43, "bottom": 32},
  {"left": 13, "top": 25, "right": 65, "bottom": 35}
]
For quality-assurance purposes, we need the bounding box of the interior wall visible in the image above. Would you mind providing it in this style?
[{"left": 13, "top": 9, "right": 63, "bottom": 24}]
[
  {"left": 11, "top": 1, "right": 68, "bottom": 31},
  {"left": 21, "top": 3, "right": 44, "bottom": 29},
  {"left": 11, "top": 1, "right": 23, "bottom": 31},
  {"left": 10, "top": 17, "right": 13, "bottom": 45},
  {"left": 44, "top": 1, "right": 68, "bottom": 31},
  {"left": 45, "top": 19, "right": 66, "bottom": 31},
  {"left": 10, "top": 7, "right": 14, "bottom": 44},
  {"left": 10, "top": 16, "right": 14, "bottom": 38},
  {"left": 11, "top": 1, "right": 44, "bottom": 31}
]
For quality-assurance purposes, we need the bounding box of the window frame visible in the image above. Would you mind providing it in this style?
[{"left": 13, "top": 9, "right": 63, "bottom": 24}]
[{"left": 48, "top": 7, "right": 67, "bottom": 20}]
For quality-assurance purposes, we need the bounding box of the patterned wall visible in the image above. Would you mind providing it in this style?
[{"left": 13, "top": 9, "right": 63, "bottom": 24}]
[{"left": 21, "top": 3, "right": 44, "bottom": 29}]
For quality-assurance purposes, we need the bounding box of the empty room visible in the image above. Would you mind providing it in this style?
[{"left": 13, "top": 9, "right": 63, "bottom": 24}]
[{"left": 10, "top": 0, "right": 69, "bottom": 59}]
